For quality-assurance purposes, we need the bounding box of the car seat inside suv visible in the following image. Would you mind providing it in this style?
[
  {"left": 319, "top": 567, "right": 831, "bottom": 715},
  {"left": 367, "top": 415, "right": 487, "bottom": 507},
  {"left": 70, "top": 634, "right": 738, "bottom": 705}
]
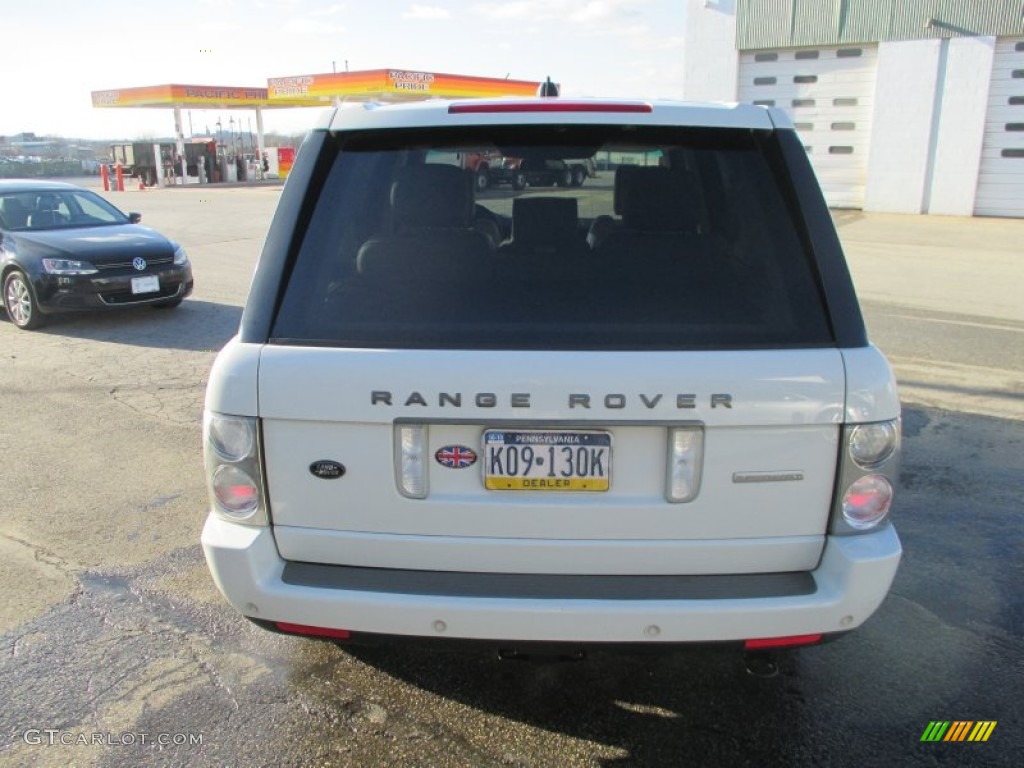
[{"left": 357, "top": 163, "right": 494, "bottom": 286}]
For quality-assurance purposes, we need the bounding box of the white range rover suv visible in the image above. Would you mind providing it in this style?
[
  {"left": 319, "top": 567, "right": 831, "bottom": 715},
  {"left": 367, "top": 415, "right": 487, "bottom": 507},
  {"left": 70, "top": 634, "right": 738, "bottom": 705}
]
[{"left": 202, "top": 97, "right": 902, "bottom": 653}]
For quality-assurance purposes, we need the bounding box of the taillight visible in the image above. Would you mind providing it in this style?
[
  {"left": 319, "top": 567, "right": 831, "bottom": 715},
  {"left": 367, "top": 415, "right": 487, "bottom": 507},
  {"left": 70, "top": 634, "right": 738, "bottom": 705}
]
[
  {"left": 207, "top": 414, "right": 254, "bottom": 462},
  {"left": 841, "top": 474, "right": 893, "bottom": 530},
  {"left": 211, "top": 466, "right": 261, "bottom": 517},
  {"left": 849, "top": 422, "right": 898, "bottom": 468},
  {"left": 205, "top": 412, "right": 268, "bottom": 525},
  {"left": 831, "top": 418, "right": 900, "bottom": 534}
]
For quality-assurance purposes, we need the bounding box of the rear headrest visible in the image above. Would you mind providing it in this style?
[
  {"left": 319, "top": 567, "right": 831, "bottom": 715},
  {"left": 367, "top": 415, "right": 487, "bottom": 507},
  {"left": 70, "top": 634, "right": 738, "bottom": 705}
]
[
  {"left": 511, "top": 196, "right": 579, "bottom": 249},
  {"left": 391, "top": 165, "right": 474, "bottom": 229},
  {"left": 618, "top": 166, "right": 698, "bottom": 232}
]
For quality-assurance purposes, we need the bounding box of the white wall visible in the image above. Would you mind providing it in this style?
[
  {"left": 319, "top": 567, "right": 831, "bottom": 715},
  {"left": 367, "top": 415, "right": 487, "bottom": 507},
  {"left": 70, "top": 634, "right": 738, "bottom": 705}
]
[
  {"left": 927, "top": 36, "right": 996, "bottom": 216},
  {"left": 862, "top": 37, "right": 996, "bottom": 216},
  {"left": 681, "top": 0, "right": 738, "bottom": 102},
  {"left": 864, "top": 40, "right": 942, "bottom": 214}
]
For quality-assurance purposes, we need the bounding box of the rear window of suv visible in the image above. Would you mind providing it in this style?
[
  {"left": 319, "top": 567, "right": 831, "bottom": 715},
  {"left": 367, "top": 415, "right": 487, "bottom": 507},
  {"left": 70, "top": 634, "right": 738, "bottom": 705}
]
[{"left": 270, "top": 125, "right": 833, "bottom": 350}]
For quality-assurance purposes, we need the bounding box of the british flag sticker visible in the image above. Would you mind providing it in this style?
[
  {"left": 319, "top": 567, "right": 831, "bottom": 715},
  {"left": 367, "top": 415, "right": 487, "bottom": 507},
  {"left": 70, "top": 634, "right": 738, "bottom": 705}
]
[{"left": 435, "top": 445, "right": 478, "bottom": 469}]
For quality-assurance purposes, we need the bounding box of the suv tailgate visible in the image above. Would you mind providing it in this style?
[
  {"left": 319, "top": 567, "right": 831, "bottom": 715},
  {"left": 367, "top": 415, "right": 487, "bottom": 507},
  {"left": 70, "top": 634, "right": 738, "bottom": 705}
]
[{"left": 259, "top": 347, "right": 844, "bottom": 574}]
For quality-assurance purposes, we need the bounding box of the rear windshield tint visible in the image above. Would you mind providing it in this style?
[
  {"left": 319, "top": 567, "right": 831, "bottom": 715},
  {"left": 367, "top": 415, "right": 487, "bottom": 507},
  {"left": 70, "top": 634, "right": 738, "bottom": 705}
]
[{"left": 270, "top": 125, "right": 833, "bottom": 350}]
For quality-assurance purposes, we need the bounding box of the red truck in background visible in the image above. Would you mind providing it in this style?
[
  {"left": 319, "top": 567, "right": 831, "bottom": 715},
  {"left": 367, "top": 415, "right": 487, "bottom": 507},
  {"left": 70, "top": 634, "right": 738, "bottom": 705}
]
[{"left": 461, "top": 151, "right": 523, "bottom": 191}]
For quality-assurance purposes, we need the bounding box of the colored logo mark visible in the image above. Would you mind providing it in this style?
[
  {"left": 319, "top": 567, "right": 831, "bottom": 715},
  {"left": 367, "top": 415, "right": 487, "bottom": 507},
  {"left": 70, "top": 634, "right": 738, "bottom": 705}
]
[
  {"left": 920, "top": 721, "right": 997, "bottom": 742},
  {"left": 435, "top": 445, "right": 477, "bottom": 469}
]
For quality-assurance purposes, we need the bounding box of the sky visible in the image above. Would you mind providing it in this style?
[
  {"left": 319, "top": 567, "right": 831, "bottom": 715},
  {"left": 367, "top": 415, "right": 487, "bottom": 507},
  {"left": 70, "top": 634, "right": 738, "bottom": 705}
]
[{"left": 1, "top": 0, "right": 687, "bottom": 141}]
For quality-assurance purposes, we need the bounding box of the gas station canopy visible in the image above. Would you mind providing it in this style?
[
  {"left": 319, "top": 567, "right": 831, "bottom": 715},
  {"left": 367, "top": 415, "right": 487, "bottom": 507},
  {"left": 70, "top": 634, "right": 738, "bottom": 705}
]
[
  {"left": 266, "top": 69, "right": 542, "bottom": 103},
  {"left": 89, "top": 70, "right": 545, "bottom": 186},
  {"left": 91, "top": 70, "right": 543, "bottom": 111},
  {"left": 90, "top": 83, "right": 321, "bottom": 110}
]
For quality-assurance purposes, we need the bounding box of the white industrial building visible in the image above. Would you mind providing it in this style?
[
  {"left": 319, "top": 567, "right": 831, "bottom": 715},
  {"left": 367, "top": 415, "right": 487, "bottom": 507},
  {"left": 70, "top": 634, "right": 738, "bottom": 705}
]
[{"left": 680, "top": 0, "right": 1024, "bottom": 217}]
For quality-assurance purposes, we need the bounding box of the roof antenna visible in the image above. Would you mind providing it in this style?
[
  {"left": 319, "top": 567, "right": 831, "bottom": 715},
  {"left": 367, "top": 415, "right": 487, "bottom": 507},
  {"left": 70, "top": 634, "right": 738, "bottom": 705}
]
[{"left": 536, "top": 77, "right": 559, "bottom": 98}]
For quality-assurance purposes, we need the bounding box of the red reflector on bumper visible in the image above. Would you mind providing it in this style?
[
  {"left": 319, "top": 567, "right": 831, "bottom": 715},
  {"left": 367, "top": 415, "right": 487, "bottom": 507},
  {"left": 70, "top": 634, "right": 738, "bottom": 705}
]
[
  {"left": 449, "top": 102, "right": 652, "bottom": 114},
  {"left": 744, "top": 633, "right": 823, "bottom": 649},
  {"left": 275, "top": 622, "right": 351, "bottom": 639}
]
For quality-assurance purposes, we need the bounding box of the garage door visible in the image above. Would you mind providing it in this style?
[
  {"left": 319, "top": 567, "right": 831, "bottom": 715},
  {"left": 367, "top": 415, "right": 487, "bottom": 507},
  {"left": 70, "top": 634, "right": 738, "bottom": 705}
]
[
  {"left": 738, "top": 45, "right": 878, "bottom": 208},
  {"left": 975, "top": 38, "right": 1024, "bottom": 218}
]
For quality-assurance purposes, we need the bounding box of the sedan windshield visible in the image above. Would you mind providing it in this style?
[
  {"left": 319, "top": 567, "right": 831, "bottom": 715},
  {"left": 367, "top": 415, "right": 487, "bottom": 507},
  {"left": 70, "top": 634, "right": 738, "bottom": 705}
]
[{"left": 0, "top": 189, "right": 128, "bottom": 231}]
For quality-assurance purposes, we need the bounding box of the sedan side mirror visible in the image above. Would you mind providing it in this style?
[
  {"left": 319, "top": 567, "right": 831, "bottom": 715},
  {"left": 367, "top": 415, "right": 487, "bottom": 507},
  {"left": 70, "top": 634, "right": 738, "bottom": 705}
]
[{"left": 128, "top": 212, "right": 142, "bottom": 224}]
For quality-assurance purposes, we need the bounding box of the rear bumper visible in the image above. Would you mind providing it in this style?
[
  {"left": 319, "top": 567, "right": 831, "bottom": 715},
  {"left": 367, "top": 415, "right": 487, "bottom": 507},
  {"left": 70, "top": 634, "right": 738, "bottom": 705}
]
[{"left": 201, "top": 517, "right": 901, "bottom": 644}]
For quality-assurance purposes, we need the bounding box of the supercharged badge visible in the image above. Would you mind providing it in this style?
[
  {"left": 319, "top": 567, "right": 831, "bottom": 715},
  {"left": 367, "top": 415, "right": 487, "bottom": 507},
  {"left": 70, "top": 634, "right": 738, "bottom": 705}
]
[{"left": 435, "top": 445, "right": 477, "bottom": 469}]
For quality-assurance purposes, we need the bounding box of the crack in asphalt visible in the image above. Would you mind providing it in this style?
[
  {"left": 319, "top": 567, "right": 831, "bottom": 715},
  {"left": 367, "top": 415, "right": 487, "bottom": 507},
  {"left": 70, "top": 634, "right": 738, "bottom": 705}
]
[{"left": 0, "top": 533, "right": 80, "bottom": 576}]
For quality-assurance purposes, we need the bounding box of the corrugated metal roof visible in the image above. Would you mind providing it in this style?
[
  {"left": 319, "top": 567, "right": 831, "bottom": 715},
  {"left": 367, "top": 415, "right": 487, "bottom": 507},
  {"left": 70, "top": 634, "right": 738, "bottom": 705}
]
[{"left": 738, "top": 0, "right": 1024, "bottom": 50}]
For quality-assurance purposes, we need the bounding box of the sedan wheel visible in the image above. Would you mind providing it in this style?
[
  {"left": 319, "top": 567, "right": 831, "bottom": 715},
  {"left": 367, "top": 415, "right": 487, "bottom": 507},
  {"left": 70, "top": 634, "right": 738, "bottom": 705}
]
[{"left": 3, "top": 270, "right": 45, "bottom": 330}]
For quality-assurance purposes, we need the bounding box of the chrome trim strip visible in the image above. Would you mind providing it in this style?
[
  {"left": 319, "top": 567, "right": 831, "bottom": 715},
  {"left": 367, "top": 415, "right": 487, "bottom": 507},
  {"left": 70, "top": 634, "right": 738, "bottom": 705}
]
[
  {"left": 733, "top": 471, "right": 805, "bottom": 484},
  {"left": 96, "top": 283, "right": 183, "bottom": 306}
]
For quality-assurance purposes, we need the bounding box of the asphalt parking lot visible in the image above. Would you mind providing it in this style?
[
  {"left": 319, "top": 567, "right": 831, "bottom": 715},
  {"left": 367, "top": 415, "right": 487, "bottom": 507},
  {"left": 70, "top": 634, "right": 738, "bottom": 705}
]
[{"left": 1, "top": 177, "right": 1022, "bottom": 767}]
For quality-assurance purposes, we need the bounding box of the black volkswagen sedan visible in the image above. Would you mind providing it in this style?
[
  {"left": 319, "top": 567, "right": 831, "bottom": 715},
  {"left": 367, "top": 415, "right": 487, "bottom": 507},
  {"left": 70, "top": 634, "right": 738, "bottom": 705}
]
[{"left": 0, "top": 180, "right": 193, "bottom": 330}]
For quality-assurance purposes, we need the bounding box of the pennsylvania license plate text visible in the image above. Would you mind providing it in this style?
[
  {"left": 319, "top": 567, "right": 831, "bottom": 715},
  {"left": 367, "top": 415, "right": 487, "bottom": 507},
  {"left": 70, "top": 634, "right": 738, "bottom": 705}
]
[{"left": 483, "top": 430, "right": 611, "bottom": 492}]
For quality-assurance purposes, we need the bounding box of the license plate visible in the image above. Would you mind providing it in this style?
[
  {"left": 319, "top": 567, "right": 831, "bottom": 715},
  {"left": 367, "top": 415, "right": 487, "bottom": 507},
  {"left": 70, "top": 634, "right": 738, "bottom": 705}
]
[
  {"left": 483, "top": 430, "right": 611, "bottom": 492},
  {"left": 131, "top": 275, "right": 160, "bottom": 294}
]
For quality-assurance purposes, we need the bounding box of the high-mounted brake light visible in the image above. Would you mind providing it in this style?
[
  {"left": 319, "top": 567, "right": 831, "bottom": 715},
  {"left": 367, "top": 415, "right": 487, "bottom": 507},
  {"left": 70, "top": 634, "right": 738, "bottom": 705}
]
[{"left": 448, "top": 102, "right": 653, "bottom": 114}]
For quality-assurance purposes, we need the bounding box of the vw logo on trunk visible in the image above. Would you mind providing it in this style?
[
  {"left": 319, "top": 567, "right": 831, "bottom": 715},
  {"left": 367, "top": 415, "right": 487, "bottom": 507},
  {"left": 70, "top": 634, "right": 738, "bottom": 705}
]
[{"left": 132, "top": 257, "right": 147, "bottom": 271}]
